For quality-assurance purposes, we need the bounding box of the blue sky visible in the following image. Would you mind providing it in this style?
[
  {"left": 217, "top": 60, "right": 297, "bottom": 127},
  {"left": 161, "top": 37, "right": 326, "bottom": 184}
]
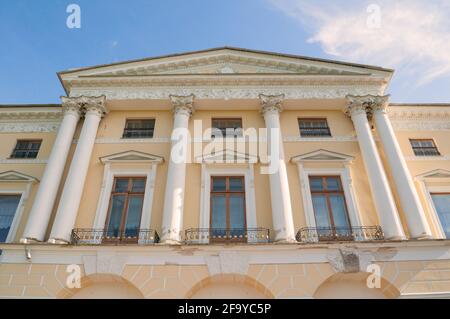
[{"left": 1, "top": 0, "right": 449, "bottom": 104}]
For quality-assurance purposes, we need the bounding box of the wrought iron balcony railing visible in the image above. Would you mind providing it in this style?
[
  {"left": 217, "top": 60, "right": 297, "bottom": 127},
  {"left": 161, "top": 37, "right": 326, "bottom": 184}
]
[
  {"left": 296, "top": 226, "right": 384, "bottom": 243},
  {"left": 184, "top": 228, "right": 270, "bottom": 244},
  {"left": 71, "top": 228, "right": 160, "bottom": 245}
]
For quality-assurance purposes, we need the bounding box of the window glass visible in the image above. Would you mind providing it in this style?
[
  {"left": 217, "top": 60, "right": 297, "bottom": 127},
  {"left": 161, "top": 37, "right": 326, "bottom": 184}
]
[
  {"left": 431, "top": 194, "right": 450, "bottom": 238},
  {"left": 0, "top": 195, "right": 21, "bottom": 242}
]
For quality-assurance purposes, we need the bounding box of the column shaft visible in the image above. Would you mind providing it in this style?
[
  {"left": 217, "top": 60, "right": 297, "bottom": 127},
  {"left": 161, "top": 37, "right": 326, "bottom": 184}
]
[
  {"left": 260, "top": 94, "right": 296, "bottom": 242},
  {"left": 347, "top": 102, "right": 405, "bottom": 240},
  {"left": 161, "top": 94, "right": 194, "bottom": 244},
  {"left": 49, "top": 98, "right": 106, "bottom": 243},
  {"left": 21, "top": 102, "right": 81, "bottom": 242},
  {"left": 373, "top": 105, "right": 432, "bottom": 239}
]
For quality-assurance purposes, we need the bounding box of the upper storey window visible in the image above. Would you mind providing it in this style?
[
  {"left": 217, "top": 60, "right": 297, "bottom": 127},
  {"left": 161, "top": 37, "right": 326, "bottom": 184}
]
[
  {"left": 123, "top": 119, "right": 155, "bottom": 138},
  {"left": 10, "top": 140, "right": 42, "bottom": 159},
  {"left": 211, "top": 118, "right": 243, "bottom": 138},
  {"left": 410, "top": 139, "right": 440, "bottom": 156},
  {"left": 298, "top": 118, "right": 331, "bottom": 137}
]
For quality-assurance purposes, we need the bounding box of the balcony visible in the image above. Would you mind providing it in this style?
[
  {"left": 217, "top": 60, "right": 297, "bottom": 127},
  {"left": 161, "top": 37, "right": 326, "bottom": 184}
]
[
  {"left": 184, "top": 228, "right": 271, "bottom": 244},
  {"left": 71, "top": 228, "right": 160, "bottom": 245},
  {"left": 296, "top": 226, "right": 384, "bottom": 243}
]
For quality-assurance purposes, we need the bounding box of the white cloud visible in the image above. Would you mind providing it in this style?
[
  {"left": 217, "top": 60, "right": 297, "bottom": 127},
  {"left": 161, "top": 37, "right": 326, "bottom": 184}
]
[
  {"left": 269, "top": 0, "right": 450, "bottom": 85},
  {"left": 110, "top": 40, "right": 119, "bottom": 48}
]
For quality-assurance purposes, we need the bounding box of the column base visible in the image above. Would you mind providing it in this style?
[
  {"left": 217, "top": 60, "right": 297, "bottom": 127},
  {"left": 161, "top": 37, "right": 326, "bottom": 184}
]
[
  {"left": 273, "top": 237, "right": 298, "bottom": 244},
  {"left": 411, "top": 234, "right": 434, "bottom": 240},
  {"left": 159, "top": 238, "right": 182, "bottom": 245},
  {"left": 47, "top": 238, "right": 70, "bottom": 245},
  {"left": 19, "top": 237, "right": 43, "bottom": 244}
]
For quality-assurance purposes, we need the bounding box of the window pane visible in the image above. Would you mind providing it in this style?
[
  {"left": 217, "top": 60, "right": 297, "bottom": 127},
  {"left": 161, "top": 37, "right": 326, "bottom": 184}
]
[
  {"left": 309, "top": 177, "right": 323, "bottom": 191},
  {"left": 124, "top": 196, "right": 143, "bottom": 237},
  {"left": 211, "top": 195, "right": 227, "bottom": 238},
  {"left": 123, "top": 119, "right": 155, "bottom": 138},
  {"left": 106, "top": 195, "right": 126, "bottom": 237},
  {"left": 329, "top": 195, "right": 351, "bottom": 229},
  {"left": 212, "top": 177, "right": 226, "bottom": 192},
  {"left": 212, "top": 119, "right": 243, "bottom": 137},
  {"left": 431, "top": 194, "right": 450, "bottom": 238},
  {"left": 326, "top": 177, "right": 341, "bottom": 191},
  {"left": 312, "top": 195, "right": 331, "bottom": 228},
  {"left": 0, "top": 195, "right": 21, "bottom": 242},
  {"left": 229, "top": 177, "right": 243, "bottom": 191},
  {"left": 229, "top": 195, "right": 246, "bottom": 238},
  {"left": 131, "top": 178, "right": 146, "bottom": 193},
  {"left": 114, "top": 179, "right": 129, "bottom": 192}
]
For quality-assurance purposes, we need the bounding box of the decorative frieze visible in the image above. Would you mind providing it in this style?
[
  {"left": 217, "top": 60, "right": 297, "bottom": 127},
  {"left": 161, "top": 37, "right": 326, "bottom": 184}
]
[
  {"left": 0, "top": 122, "right": 60, "bottom": 133},
  {"left": 70, "top": 85, "right": 382, "bottom": 100}
]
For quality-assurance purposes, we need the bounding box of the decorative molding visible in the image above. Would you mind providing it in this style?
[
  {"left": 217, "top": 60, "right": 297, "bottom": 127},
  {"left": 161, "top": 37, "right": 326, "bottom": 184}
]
[
  {"left": 391, "top": 121, "right": 450, "bottom": 131},
  {"left": 283, "top": 135, "right": 357, "bottom": 142},
  {"left": 405, "top": 156, "right": 450, "bottom": 161},
  {"left": 291, "top": 149, "right": 354, "bottom": 163},
  {"left": 259, "top": 93, "right": 284, "bottom": 114},
  {"left": 169, "top": 94, "right": 195, "bottom": 116},
  {"left": 388, "top": 109, "right": 450, "bottom": 121},
  {"left": 345, "top": 94, "right": 389, "bottom": 117},
  {"left": 70, "top": 85, "right": 383, "bottom": 100},
  {"left": 99, "top": 150, "right": 164, "bottom": 164},
  {"left": 0, "top": 110, "right": 62, "bottom": 121},
  {"left": 0, "top": 159, "right": 48, "bottom": 164},
  {"left": 0, "top": 122, "right": 60, "bottom": 133},
  {"left": 0, "top": 170, "right": 39, "bottom": 183},
  {"left": 196, "top": 148, "right": 258, "bottom": 164},
  {"left": 416, "top": 169, "right": 450, "bottom": 180},
  {"left": 61, "top": 95, "right": 107, "bottom": 117}
]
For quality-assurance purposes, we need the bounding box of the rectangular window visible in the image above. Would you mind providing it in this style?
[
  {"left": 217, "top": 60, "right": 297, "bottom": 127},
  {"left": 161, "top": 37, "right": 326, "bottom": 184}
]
[
  {"left": 431, "top": 193, "right": 450, "bottom": 238},
  {"left": 104, "top": 177, "right": 146, "bottom": 243},
  {"left": 211, "top": 118, "right": 243, "bottom": 138},
  {"left": 10, "top": 140, "right": 42, "bottom": 159},
  {"left": 309, "top": 176, "right": 352, "bottom": 241},
  {"left": 210, "top": 176, "right": 246, "bottom": 242},
  {"left": 410, "top": 139, "right": 440, "bottom": 156},
  {"left": 0, "top": 194, "right": 22, "bottom": 242},
  {"left": 123, "top": 119, "right": 155, "bottom": 138},
  {"left": 298, "top": 118, "right": 331, "bottom": 137}
]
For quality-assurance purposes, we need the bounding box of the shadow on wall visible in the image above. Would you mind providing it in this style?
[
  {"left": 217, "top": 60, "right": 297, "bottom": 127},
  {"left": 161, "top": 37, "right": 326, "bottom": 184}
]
[
  {"left": 314, "top": 272, "right": 400, "bottom": 299},
  {"left": 59, "top": 274, "right": 144, "bottom": 299},
  {"left": 187, "top": 274, "right": 274, "bottom": 299}
]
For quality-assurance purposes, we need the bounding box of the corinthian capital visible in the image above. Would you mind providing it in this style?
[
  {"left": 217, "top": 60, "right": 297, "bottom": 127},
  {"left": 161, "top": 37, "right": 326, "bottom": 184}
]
[
  {"left": 259, "top": 93, "right": 285, "bottom": 115},
  {"left": 345, "top": 94, "right": 390, "bottom": 117},
  {"left": 61, "top": 95, "right": 107, "bottom": 117},
  {"left": 169, "top": 94, "right": 195, "bottom": 116}
]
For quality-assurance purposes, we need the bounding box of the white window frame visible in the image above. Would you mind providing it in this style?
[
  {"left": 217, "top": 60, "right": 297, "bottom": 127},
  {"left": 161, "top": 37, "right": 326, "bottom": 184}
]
[
  {"left": 198, "top": 164, "right": 258, "bottom": 244},
  {"left": 0, "top": 188, "right": 29, "bottom": 243},
  {"left": 295, "top": 164, "right": 363, "bottom": 240},
  {"left": 93, "top": 164, "right": 158, "bottom": 237},
  {"left": 416, "top": 170, "right": 450, "bottom": 240},
  {"left": 420, "top": 184, "right": 450, "bottom": 239}
]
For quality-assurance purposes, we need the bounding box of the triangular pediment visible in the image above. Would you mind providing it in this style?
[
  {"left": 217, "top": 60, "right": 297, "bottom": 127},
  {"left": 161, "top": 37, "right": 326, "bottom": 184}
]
[
  {"left": 100, "top": 150, "right": 164, "bottom": 164},
  {"left": 60, "top": 47, "right": 389, "bottom": 79},
  {"left": 0, "top": 170, "right": 38, "bottom": 183},
  {"left": 416, "top": 169, "right": 450, "bottom": 180},
  {"left": 197, "top": 149, "right": 258, "bottom": 164},
  {"left": 291, "top": 149, "right": 353, "bottom": 163}
]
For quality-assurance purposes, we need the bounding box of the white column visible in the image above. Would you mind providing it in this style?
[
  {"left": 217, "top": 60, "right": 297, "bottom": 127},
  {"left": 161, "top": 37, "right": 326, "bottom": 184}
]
[
  {"left": 259, "top": 94, "right": 296, "bottom": 242},
  {"left": 346, "top": 96, "right": 405, "bottom": 240},
  {"left": 48, "top": 96, "right": 107, "bottom": 243},
  {"left": 21, "top": 98, "right": 82, "bottom": 242},
  {"left": 371, "top": 96, "right": 432, "bottom": 239},
  {"left": 161, "top": 94, "right": 194, "bottom": 244}
]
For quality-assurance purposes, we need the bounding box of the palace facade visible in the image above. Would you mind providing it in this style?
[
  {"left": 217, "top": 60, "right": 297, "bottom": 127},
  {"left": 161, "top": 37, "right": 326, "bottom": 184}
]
[{"left": 0, "top": 47, "right": 450, "bottom": 298}]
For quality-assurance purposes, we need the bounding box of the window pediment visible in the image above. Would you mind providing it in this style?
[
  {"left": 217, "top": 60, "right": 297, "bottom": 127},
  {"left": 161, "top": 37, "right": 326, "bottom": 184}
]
[
  {"left": 197, "top": 149, "right": 258, "bottom": 164},
  {"left": 291, "top": 149, "right": 353, "bottom": 163},
  {"left": 416, "top": 169, "right": 450, "bottom": 180},
  {"left": 100, "top": 150, "right": 164, "bottom": 164},
  {"left": 0, "top": 170, "right": 38, "bottom": 183}
]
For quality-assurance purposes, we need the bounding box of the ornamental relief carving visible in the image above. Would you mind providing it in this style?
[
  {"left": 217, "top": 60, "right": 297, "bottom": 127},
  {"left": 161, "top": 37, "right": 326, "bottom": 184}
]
[
  {"left": 70, "top": 85, "right": 382, "bottom": 100},
  {"left": 0, "top": 122, "right": 60, "bottom": 132}
]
